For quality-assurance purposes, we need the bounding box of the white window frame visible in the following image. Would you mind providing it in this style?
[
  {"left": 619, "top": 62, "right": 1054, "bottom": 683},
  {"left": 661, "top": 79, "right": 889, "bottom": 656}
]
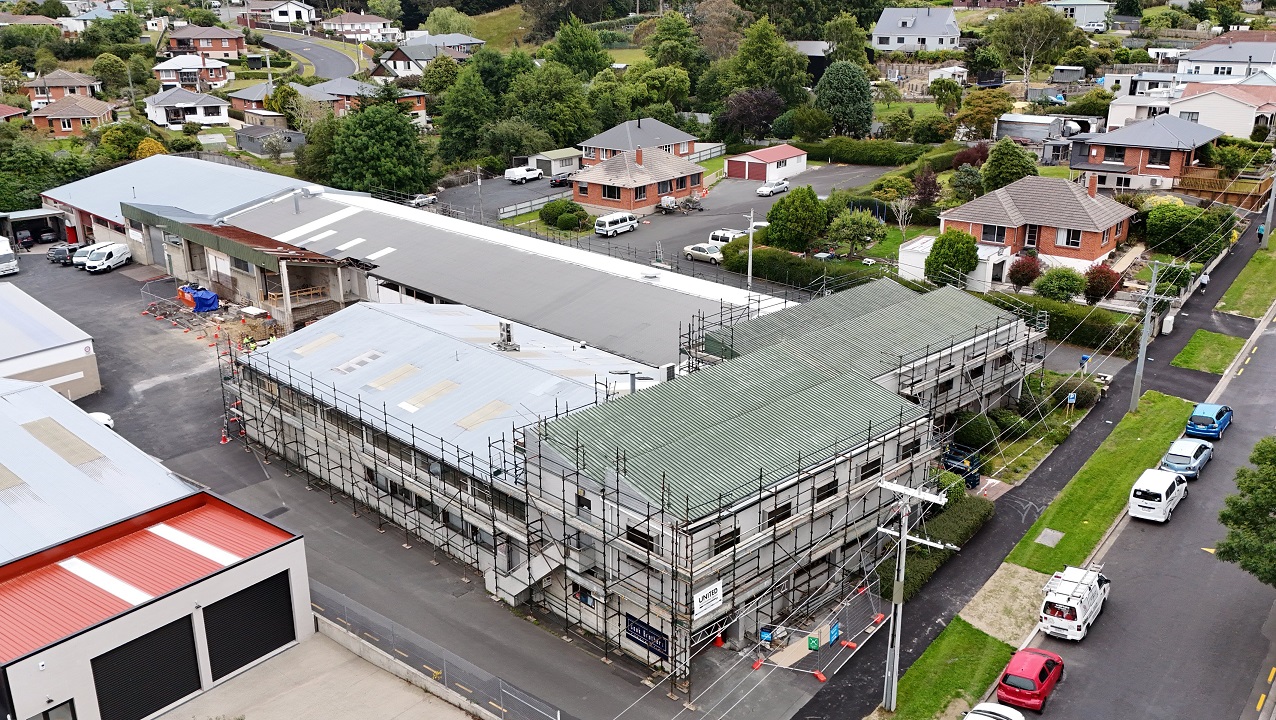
[
  {"left": 1059, "top": 228, "right": 1083, "bottom": 248},
  {"left": 1025, "top": 224, "right": 1039, "bottom": 247},
  {"left": 59, "top": 118, "right": 73, "bottom": 131}
]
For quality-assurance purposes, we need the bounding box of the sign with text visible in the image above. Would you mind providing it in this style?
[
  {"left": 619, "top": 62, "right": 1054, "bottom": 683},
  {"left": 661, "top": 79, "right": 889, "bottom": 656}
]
[
  {"left": 625, "top": 614, "right": 669, "bottom": 659},
  {"left": 829, "top": 621, "right": 840, "bottom": 646},
  {"left": 692, "top": 580, "right": 724, "bottom": 619}
]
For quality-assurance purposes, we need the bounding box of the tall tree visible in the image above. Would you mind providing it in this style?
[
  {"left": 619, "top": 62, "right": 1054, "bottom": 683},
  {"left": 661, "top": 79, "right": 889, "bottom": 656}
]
[
  {"left": 546, "top": 15, "right": 611, "bottom": 79},
  {"left": 330, "top": 103, "right": 435, "bottom": 193},
  {"left": 982, "top": 137, "right": 1039, "bottom": 193},
  {"left": 295, "top": 115, "right": 340, "bottom": 184},
  {"left": 439, "top": 66, "right": 494, "bottom": 161},
  {"left": 929, "top": 78, "right": 962, "bottom": 115},
  {"left": 695, "top": 0, "right": 750, "bottom": 60},
  {"left": 716, "top": 87, "right": 783, "bottom": 140},
  {"left": 1218, "top": 439, "right": 1276, "bottom": 589},
  {"left": 823, "top": 12, "right": 867, "bottom": 66},
  {"left": 505, "top": 60, "right": 595, "bottom": 147},
  {"left": 733, "top": 17, "right": 810, "bottom": 107},
  {"left": 644, "top": 11, "right": 706, "bottom": 76},
  {"left": 91, "top": 53, "right": 129, "bottom": 95},
  {"left": 955, "top": 88, "right": 1015, "bottom": 140},
  {"left": 34, "top": 48, "right": 58, "bottom": 76},
  {"left": 987, "top": 5, "right": 1072, "bottom": 92},
  {"left": 948, "top": 164, "right": 984, "bottom": 203},
  {"left": 35, "top": 0, "right": 69, "bottom": 17},
  {"left": 482, "top": 117, "right": 555, "bottom": 166},
  {"left": 814, "top": 61, "right": 872, "bottom": 138},
  {"left": 419, "top": 53, "right": 459, "bottom": 94},
  {"left": 765, "top": 185, "right": 826, "bottom": 252},
  {"left": 924, "top": 229, "right": 979, "bottom": 286},
  {"left": 424, "top": 7, "right": 476, "bottom": 35},
  {"left": 826, "top": 208, "right": 886, "bottom": 255},
  {"left": 368, "top": 0, "right": 403, "bottom": 23},
  {"left": 265, "top": 84, "right": 301, "bottom": 128},
  {"left": 588, "top": 70, "right": 634, "bottom": 129}
]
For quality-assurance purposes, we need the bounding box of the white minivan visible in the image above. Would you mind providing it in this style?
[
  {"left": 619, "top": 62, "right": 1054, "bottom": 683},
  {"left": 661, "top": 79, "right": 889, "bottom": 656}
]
[
  {"left": 84, "top": 242, "right": 132, "bottom": 274},
  {"left": 1129, "top": 468, "right": 1188, "bottom": 523},
  {"left": 594, "top": 212, "right": 638, "bottom": 237},
  {"left": 0, "top": 240, "right": 17, "bottom": 276}
]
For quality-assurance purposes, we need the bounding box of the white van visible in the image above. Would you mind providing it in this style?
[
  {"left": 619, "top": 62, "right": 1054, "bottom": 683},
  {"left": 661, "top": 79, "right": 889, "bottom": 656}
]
[
  {"left": 1129, "top": 468, "right": 1188, "bottom": 523},
  {"left": 84, "top": 242, "right": 132, "bottom": 274},
  {"left": 1039, "top": 564, "right": 1110, "bottom": 641},
  {"left": 595, "top": 212, "right": 638, "bottom": 237},
  {"left": 0, "top": 240, "right": 17, "bottom": 276}
]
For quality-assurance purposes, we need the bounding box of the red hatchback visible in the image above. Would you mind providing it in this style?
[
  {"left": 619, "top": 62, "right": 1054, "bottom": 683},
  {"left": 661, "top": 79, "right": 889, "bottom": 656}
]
[{"left": 996, "top": 648, "right": 1065, "bottom": 712}]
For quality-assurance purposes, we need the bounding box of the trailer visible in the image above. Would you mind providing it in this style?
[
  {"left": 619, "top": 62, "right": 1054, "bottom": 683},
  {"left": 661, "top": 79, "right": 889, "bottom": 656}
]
[{"left": 1039, "top": 564, "right": 1110, "bottom": 641}]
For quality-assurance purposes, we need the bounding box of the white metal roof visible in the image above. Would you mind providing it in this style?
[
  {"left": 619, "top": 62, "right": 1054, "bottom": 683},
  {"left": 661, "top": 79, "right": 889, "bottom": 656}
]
[{"left": 0, "top": 282, "right": 92, "bottom": 362}]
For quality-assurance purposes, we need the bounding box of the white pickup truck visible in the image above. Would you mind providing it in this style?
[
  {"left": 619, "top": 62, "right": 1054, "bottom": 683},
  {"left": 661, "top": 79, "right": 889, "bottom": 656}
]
[{"left": 504, "top": 166, "right": 543, "bottom": 184}]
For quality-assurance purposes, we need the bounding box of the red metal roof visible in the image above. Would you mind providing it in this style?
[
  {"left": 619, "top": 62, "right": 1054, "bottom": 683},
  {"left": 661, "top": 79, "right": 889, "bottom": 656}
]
[
  {"left": 0, "top": 493, "right": 294, "bottom": 665},
  {"left": 737, "top": 144, "right": 806, "bottom": 164}
]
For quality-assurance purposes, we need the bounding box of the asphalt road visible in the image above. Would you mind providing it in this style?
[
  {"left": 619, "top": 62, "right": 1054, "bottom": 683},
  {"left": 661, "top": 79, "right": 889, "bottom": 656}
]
[{"left": 260, "top": 32, "right": 358, "bottom": 80}]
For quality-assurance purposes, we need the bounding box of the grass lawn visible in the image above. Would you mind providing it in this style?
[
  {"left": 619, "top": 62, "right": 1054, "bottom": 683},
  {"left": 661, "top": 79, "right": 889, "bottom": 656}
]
[
  {"left": 874, "top": 101, "right": 942, "bottom": 120},
  {"left": 1005, "top": 391, "right": 1195, "bottom": 575},
  {"left": 1036, "top": 165, "right": 1073, "bottom": 179},
  {"left": 867, "top": 225, "right": 937, "bottom": 260},
  {"left": 473, "top": 5, "right": 531, "bottom": 50},
  {"left": 1171, "top": 329, "right": 1247, "bottom": 374},
  {"left": 609, "top": 47, "right": 648, "bottom": 65},
  {"left": 1218, "top": 246, "right": 1276, "bottom": 318},
  {"left": 892, "top": 617, "right": 1014, "bottom": 720},
  {"left": 698, "top": 155, "right": 725, "bottom": 175},
  {"left": 955, "top": 7, "right": 1000, "bottom": 29}
]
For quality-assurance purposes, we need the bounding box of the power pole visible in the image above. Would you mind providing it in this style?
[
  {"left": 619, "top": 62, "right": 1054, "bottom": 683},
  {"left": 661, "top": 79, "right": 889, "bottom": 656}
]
[
  {"left": 878, "top": 480, "right": 957, "bottom": 712},
  {"left": 1264, "top": 170, "right": 1275, "bottom": 250},
  {"left": 743, "top": 209, "right": 755, "bottom": 291},
  {"left": 1130, "top": 261, "right": 1180, "bottom": 413}
]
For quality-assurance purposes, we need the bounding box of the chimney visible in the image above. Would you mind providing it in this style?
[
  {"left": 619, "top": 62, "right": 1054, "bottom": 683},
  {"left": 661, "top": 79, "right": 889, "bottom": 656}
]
[
  {"left": 635, "top": 146, "right": 643, "bottom": 165},
  {"left": 1087, "top": 173, "right": 1098, "bottom": 198}
]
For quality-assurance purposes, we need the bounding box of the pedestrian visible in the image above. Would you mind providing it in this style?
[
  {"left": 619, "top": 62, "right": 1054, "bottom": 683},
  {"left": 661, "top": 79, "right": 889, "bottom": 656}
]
[
  {"left": 1260, "top": 223, "right": 1266, "bottom": 245},
  {"left": 1200, "top": 272, "right": 1210, "bottom": 294},
  {"left": 1099, "top": 384, "right": 1108, "bottom": 403}
]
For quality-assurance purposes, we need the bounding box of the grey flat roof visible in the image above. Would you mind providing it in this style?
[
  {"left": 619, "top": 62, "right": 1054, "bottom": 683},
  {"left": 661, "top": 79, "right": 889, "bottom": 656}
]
[
  {"left": 42, "top": 155, "right": 305, "bottom": 225},
  {"left": 0, "top": 379, "right": 194, "bottom": 563},
  {"left": 224, "top": 193, "right": 765, "bottom": 366},
  {"left": 0, "top": 282, "right": 92, "bottom": 362},
  {"left": 1087, "top": 112, "right": 1223, "bottom": 149}
]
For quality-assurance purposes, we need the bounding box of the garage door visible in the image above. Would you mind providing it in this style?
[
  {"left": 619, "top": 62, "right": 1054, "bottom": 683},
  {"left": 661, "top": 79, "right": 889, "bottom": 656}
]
[
  {"left": 726, "top": 159, "right": 747, "bottom": 179},
  {"left": 91, "top": 616, "right": 200, "bottom": 720},
  {"left": 203, "top": 570, "right": 296, "bottom": 681},
  {"left": 746, "top": 161, "right": 767, "bottom": 181}
]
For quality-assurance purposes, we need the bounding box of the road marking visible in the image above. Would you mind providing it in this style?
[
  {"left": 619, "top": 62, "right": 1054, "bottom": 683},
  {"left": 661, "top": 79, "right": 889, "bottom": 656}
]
[
  {"left": 363, "top": 631, "right": 380, "bottom": 642},
  {"left": 1259, "top": 693, "right": 1267, "bottom": 712},
  {"left": 1246, "top": 356, "right": 1253, "bottom": 365},
  {"left": 1253, "top": 347, "right": 1259, "bottom": 354},
  {"left": 1238, "top": 368, "right": 1245, "bottom": 376},
  {"left": 1268, "top": 666, "right": 1275, "bottom": 683},
  {"left": 455, "top": 683, "right": 473, "bottom": 694},
  {"left": 1203, "top": 548, "right": 1216, "bottom": 554},
  {"left": 394, "top": 648, "right": 409, "bottom": 658},
  {"left": 489, "top": 701, "right": 507, "bottom": 712}
]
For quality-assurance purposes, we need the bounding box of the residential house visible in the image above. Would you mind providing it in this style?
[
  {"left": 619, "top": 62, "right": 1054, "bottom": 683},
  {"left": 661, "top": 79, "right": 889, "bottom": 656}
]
[
  {"left": 725, "top": 144, "right": 808, "bottom": 181},
  {"left": 920, "top": 175, "right": 1136, "bottom": 285},
  {"left": 153, "top": 55, "right": 231, "bottom": 91},
  {"left": 870, "top": 8, "right": 960, "bottom": 53},
  {"left": 21, "top": 69, "right": 101, "bottom": 110},
  {"left": 929, "top": 65, "right": 968, "bottom": 85},
  {"left": 235, "top": 124, "right": 306, "bottom": 155},
  {"left": 1170, "top": 83, "right": 1276, "bottom": 138},
  {"left": 59, "top": 5, "right": 114, "bottom": 34},
  {"left": 1070, "top": 113, "right": 1223, "bottom": 190},
  {"left": 144, "top": 87, "right": 230, "bottom": 129},
  {"left": 167, "top": 25, "right": 246, "bottom": 59},
  {"left": 572, "top": 146, "right": 705, "bottom": 213},
  {"left": 0, "top": 104, "right": 25, "bottom": 122},
  {"left": 306, "top": 77, "right": 426, "bottom": 118},
  {"left": 994, "top": 113, "right": 1071, "bottom": 163},
  {"left": 578, "top": 118, "right": 697, "bottom": 166},
  {"left": 242, "top": 0, "right": 316, "bottom": 24},
  {"left": 1042, "top": 0, "right": 1112, "bottom": 28},
  {"left": 528, "top": 148, "right": 583, "bottom": 176},
  {"left": 319, "top": 12, "right": 400, "bottom": 42},
  {"left": 30, "top": 95, "right": 114, "bottom": 138},
  {"left": 0, "top": 11, "right": 65, "bottom": 35},
  {"left": 369, "top": 42, "right": 467, "bottom": 82},
  {"left": 1176, "top": 40, "right": 1276, "bottom": 76},
  {"left": 228, "top": 80, "right": 272, "bottom": 111},
  {"left": 401, "top": 30, "right": 486, "bottom": 53}
]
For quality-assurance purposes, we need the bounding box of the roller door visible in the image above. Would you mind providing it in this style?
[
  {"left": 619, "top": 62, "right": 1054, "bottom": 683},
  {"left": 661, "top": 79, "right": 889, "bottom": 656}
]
[
  {"left": 747, "top": 161, "right": 767, "bottom": 181},
  {"left": 203, "top": 570, "right": 296, "bottom": 681},
  {"left": 726, "top": 159, "right": 748, "bottom": 178},
  {"left": 91, "top": 616, "right": 200, "bottom": 720}
]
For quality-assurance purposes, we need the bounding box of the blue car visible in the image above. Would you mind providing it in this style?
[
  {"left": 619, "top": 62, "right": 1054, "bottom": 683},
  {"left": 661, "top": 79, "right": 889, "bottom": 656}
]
[{"left": 1185, "top": 403, "right": 1233, "bottom": 440}]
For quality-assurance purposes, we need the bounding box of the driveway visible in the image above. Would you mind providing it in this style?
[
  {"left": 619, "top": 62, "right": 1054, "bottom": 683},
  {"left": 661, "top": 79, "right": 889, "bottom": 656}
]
[
  {"left": 261, "top": 32, "right": 358, "bottom": 79},
  {"left": 436, "top": 176, "right": 570, "bottom": 223}
]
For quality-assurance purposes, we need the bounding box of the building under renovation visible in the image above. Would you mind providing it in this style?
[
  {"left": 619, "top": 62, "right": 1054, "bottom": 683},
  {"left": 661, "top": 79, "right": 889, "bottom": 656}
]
[{"left": 223, "top": 279, "right": 1046, "bottom": 688}]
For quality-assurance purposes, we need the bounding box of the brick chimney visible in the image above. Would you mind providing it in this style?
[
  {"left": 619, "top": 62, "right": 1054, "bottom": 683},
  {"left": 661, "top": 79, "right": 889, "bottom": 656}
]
[
  {"left": 635, "top": 145, "right": 643, "bottom": 166},
  {"left": 1088, "top": 173, "right": 1098, "bottom": 198}
]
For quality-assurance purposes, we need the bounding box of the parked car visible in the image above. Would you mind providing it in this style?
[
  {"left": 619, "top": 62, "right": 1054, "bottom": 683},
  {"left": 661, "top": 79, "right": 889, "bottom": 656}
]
[
  {"left": 1185, "top": 403, "right": 1232, "bottom": 439},
  {"left": 504, "top": 166, "right": 543, "bottom": 184},
  {"left": 71, "top": 245, "right": 94, "bottom": 269},
  {"left": 966, "top": 703, "right": 1026, "bottom": 720},
  {"left": 88, "top": 412, "right": 114, "bottom": 429},
  {"left": 407, "top": 194, "right": 437, "bottom": 207},
  {"left": 594, "top": 212, "right": 638, "bottom": 237},
  {"left": 1038, "top": 565, "right": 1109, "bottom": 641},
  {"left": 549, "top": 172, "right": 575, "bottom": 188},
  {"left": 14, "top": 229, "right": 34, "bottom": 250},
  {"left": 756, "top": 179, "right": 790, "bottom": 196},
  {"left": 1160, "top": 438, "right": 1213, "bottom": 478},
  {"left": 38, "top": 229, "right": 58, "bottom": 243},
  {"left": 710, "top": 229, "right": 746, "bottom": 244},
  {"left": 1083, "top": 20, "right": 1106, "bottom": 32},
  {"left": 84, "top": 242, "right": 132, "bottom": 274},
  {"left": 46, "top": 243, "right": 73, "bottom": 264},
  {"left": 996, "top": 648, "right": 1065, "bottom": 712},
  {"left": 683, "top": 243, "right": 723, "bottom": 264},
  {"left": 1129, "top": 468, "right": 1188, "bottom": 523}
]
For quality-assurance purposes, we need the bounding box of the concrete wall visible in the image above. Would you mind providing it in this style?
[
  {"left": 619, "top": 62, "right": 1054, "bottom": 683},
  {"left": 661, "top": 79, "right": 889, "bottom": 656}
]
[
  {"left": 2, "top": 347, "right": 101, "bottom": 400},
  {"left": 6, "top": 541, "right": 312, "bottom": 720}
]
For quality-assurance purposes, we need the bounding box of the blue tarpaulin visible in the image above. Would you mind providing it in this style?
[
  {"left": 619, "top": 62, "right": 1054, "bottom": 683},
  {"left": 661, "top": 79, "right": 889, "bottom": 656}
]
[{"left": 191, "top": 288, "right": 219, "bottom": 313}]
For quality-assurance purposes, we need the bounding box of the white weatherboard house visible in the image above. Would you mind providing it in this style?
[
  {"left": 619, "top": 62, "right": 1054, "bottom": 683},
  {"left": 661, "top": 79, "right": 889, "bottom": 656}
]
[
  {"left": 144, "top": 87, "right": 230, "bottom": 129},
  {"left": 1043, "top": 0, "right": 1112, "bottom": 27},
  {"left": 871, "top": 7, "right": 960, "bottom": 52},
  {"left": 1176, "top": 41, "right": 1276, "bottom": 77}
]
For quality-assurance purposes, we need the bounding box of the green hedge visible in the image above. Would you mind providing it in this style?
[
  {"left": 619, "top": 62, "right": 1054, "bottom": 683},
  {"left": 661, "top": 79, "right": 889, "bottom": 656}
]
[
  {"left": 720, "top": 237, "right": 881, "bottom": 287},
  {"left": 235, "top": 66, "right": 300, "bottom": 79},
  {"left": 983, "top": 292, "right": 1139, "bottom": 357},
  {"left": 793, "top": 138, "right": 930, "bottom": 166},
  {"left": 876, "top": 493, "right": 996, "bottom": 602}
]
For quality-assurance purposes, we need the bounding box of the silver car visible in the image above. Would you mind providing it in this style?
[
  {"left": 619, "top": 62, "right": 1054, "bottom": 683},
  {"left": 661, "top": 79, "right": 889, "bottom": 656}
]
[
  {"left": 72, "top": 245, "right": 94, "bottom": 269},
  {"left": 407, "top": 194, "right": 437, "bottom": 207},
  {"left": 683, "top": 243, "right": 724, "bottom": 264},
  {"left": 756, "top": 179, "right": 790, "bottom": 196},
  {"left": 1160, "top": 438, "right": 1213, "bottom": 478}
]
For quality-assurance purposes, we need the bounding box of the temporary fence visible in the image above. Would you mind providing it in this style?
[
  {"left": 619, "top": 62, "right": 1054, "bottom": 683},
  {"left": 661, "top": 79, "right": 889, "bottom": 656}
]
[
  {"left": 686, "top": 143, "right": 726, "bottom": 163},
  {"left": 497, "top": 190, "right": 573, "bottom": 220}
]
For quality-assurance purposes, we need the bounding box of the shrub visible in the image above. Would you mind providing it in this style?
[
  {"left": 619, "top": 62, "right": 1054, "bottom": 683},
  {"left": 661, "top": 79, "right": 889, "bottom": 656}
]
[
  {"left": 911, "top": 114, "right": 957, "bottom": 143},
  {"left": 984, "top": 293, "right": 1139, "bottom": 357},
  {"left": 1252, "top": 125, "right": 1272, "bottom": 143},
  {"left": 182, "top": 122, "right": 201, "bottom": 136},
  {"left": 1084, "top": 265, "right": 1121, "bottom": 304},
  {"left": 539, "top": 198, "right": 582, "bottom": 226},
  {"left": 989, "top": 408, "right": 1030, "bottom": 441},
  {"left": 1033, "top": 267, "right": 1086, "bottom": 302},
  {"left": 166, "top": 135, "right": 200, "bottom": 152},
  {"left": 876, "top": 493, "right": 996, "bottom": 601},
  {"left": 1018, "top": 386, "right": 1050, "bottom": 421},
  {"left": 556, "top": 212, "right": 580, "bottom": 230},
  {"left": 791, "top": 138, "right": 929, "bottom": 166},
  {"left": 1046, "top": 424, "right": 1072, "bottom": 445},
  {"left": 1007, "top": 255, "right": 1043, "bottom": 291},
  {"left": 228, "top": 108, "right": 245, "bottom": 121},
  {"left": 1051, "top": 375, "right": 1100, "bottom": 409},
  {"left": 952, "top": 142, "right": 990, "bottom": 169},
  {"left": 953, "top": 411, "right": 998, "bottom": 451},
  {"left": 771, "top": 108, "right": 796, "bottom": 140}
]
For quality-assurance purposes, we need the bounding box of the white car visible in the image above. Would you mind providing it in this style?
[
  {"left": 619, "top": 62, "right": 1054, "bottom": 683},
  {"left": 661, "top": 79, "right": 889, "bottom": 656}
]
[
  {"left": 757, "top": 179, "right": 790, "bottom": 196},
  {"left": 966, "top": 703, "right": 1026, "bottom": 720},
  {"left": 407, "top": 194, "right": 437, "bottom": 207},
  {"left": 1083, "top": 20, "right": 1106, "bottom": 32},
  {"left": 683, "top": 243, "right": 724, "bottom": 264},
  {"left": 88, "top": 412, "right": 115, "bottom": 429},
  {"left": 709, "top": 228, "right": 745, "bottom": 244}
]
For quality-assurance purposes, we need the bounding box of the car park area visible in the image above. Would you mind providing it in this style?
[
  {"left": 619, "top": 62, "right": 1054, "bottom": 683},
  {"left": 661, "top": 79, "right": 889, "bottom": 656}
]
[{"left": 436, "top": 174, "right": 569, "bottom": 221}]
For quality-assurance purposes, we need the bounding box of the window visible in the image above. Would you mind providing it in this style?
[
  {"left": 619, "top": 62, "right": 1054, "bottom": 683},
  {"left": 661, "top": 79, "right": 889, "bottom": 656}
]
[
  {"left": 765, "top": 503, "right": 793, "bottom": 528},
  {"left": 899, "top": 438, "right": 921, "bottom": 460},
  {"left": 981, "top": 225, "right": 1006, "bottom": 244},
  {"left": 634, "top": 184, "right": 647, "bottom": 201},
  {"left": 776, "top": 158, "right": 787, "bottom": 168},
  {"left": 1063, "top": 7, "right": 1075, "bottom": 17},
  {"left": 1025, "top": 224, "right": 1039, "bottom": 247},
  {"left": 1191, "top": 65, "right": 1201, "bottom": 74},
  {"left": 878, "top": 36, "right": 889, "bottom": 44},
  {"left": 571, "top": 582, "right": 595, "bottom": 607},
  {"left": 1103, "top": 146, "right": 1125, "bottom": 163},
  {"left": 206, "top": 106, "right": 222, "bottom": 117},
  {"left": 713, "top": 528, "right": 740, "bottom": 555},
  {"left": 577, "top": 182, "right": 589, "bottom": 195},
  {"left": 222, "top": 38, "right": 230, "bottom": 47},
  {"left": 60, "top": 118, "right": 73, "bottom": 131},
  {"left": 1116, "top": 176, "right": 1131, "bottom": 188},
  {"left": 676, "top": 176, "right": 687, "bottom": 190},
  {"left": 583, "top": 146, "right": 596, "bottom": 159},
  {"left": 679, "top": 142, "right": 688, "bottom": 153},
  {"left": 575, "top": 490, "right": 592, "bottom": 511},
  {"left": 657, "top": 180, "right": 672, "bottom": 194},
  {"left": 691, "top": 173, "right": 702, "bottom": 186},
  {"left": 994, "top": 352, "right": 1013, "bottom": 369},
  {"left": 919, "top": 37, "right": 926, "bottom": 45},
  {"left": 1102, "top": 228, "right": 1110, "bottom": 246},
  {"left": 1096, "top": 174, "right": 1108, "bottom": 185},
  {"left": 1060, "top": 228, "right": 1082, "bottom": 248},
  {"left": 602, "top": 185, "right": 621, "bottom": 200},
  {"left": 936, "top": 377, "right": 954, "bottom": 394},
  {"left": 28, "top": 700, "right": 76, "bottom": 720},
  {"left": 626, "top": 526, "right": 656, "bottom": 552},
  {"left": 815, "top": 479, "right": 838, "bottom": 502},
  {"left": 200, "top": 39, "right": 211, "bottom": 46},
  {"left": 1180, "top": 111, "right": 1200, "bottom": 123},
  {"left": 968, "top": 364, "right": 985, "bottom": 379},
  {"left": 859, "top": 457, "right": 883, "bottom": 480},
  {"left": 1213, "top": 66, "right": 1232, "bottom": 75},
  {"left": 1147, "top": 148, "right": 1171, "bottom": 166},
  {"left": 896, "top": 36, "right": 904, "bottom": 44},
  {"left": 230, "top": 256, "right": 253, "bottom": 274}
]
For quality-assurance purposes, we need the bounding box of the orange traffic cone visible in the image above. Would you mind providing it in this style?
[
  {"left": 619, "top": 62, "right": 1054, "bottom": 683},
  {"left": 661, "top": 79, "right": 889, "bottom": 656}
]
[
  {"left": 219, "top": 427, "right": 230, "bottom": 445},
  {"left": 713, "top": 635, "right": 724, "bottom": 648}
]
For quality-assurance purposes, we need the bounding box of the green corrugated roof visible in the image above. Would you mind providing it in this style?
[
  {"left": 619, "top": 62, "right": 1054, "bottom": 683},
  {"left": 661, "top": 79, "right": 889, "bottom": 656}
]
[{"left": 542, "top": 283, "right": 1018, "bottom": 519}]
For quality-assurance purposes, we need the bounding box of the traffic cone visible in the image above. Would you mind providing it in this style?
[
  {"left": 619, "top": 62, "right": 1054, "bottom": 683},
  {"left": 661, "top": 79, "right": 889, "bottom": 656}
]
[
  {"left": 713, "top": 635, "right": 724, "bottom": 648},
  {"left": 219, "top": 427, "right": 230, "bottom": 445}
]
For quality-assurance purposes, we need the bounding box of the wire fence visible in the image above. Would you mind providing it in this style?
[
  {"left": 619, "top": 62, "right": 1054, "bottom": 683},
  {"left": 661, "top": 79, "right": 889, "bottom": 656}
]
[{"left": 311, "top": 581, "right": 577, "bottom": 720}]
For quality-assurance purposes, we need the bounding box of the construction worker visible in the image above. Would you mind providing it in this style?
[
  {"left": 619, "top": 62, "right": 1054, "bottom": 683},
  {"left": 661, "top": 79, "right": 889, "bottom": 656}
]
[{"left": 247, "top": 338, "right": 257, "bottom": 352}]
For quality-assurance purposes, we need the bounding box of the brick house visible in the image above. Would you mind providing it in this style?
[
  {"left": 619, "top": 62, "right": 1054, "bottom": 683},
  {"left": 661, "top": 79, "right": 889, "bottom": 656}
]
[
  {"left": 578, "top": 118, "right": 696, "bottom": 167},
  {"left": 1070, "top": 113, "right": 1223, "bottom": 191},
  {"left": 931, "top": 175, "right": 1136, "bottom": 283},
  {"left": 21, "top": 69, "right": 101, "bottom": 110},
  {"left": 228, "top": 80, "right": 272, "bottom": 111},
  {"left": 167, "top": 25, "right": 246, "bottom": 59},
  {"left": 305, "top": 77, "right": 426, "bottom": 118},
  {"left": 572, "top": 146, "right": 705, "bottom": 214},
  {"left": 30, "top": 95, "right": 115, "bottom": 138},
  {"left": 153, "top": 55, "right": 231, "bottom": 92}
]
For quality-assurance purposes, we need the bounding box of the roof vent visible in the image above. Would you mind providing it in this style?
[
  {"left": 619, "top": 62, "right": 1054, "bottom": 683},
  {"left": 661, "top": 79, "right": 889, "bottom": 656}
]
[{"left": 492, "top": 322, "right": 520, "bottom": 352}]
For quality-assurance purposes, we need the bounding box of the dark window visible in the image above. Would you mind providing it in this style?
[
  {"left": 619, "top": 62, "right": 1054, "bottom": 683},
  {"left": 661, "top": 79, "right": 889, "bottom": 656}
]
[
  {"left": 676, "top": 176, "right": 688, "bottom": 189},
  {"left": 658, "top": 180, "right": 672, "bottom": 194},
  {"left": 1147, "top": 148, "right": 1172, "bottom": 166},
  {"left": 969, "top": 364, "right": 985, "bottom": 379},
  {"left": 713, "top": 528, "right": 740, "bottom": 555},
  {"left": 576, "top": 491, "right": 592, "bottom": 510},
  {"left": 859, "top": 457, "right": 883, "bottom": 480},
  {"left": 981, "top": 225, "right": 1006, "bottom": 244},
  {"left": 691, "top": 173, "right": 702, "bottom": 186},
  {"left": 936, "top": 378, "right": 954, "bottom": 394},
  {"left": 1025, "top": 224, "right": 1039, "bottom": 246},
  {"left": 602, "top": 185, "right": 621, "bottom": 200},
  {"left": 765, "top": 503, "right": 793, "bottom": 528},
  {"left": 1104, "top": 146, "right": 1125, "bottom": 163},
  {"left": 626, "top": 526, "right": 656, "bottom": 552},
  {"left": 634, "top": 184, "right": 647, "bottom": 201},
  {"left": 815, "top": 479, "right": 838, "bottom": 502},
  {"left": 493, "top": 488, "right": 527, "bottom": 520},
  {"left": 899, "top": 438, "right": 922, "bottom": 460},
  {"left": 1115, "top": 176, "right": 1131, "bottom": 188},
  {"left": 230, "top": 256, "right": 253, "bottom": 274}
]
